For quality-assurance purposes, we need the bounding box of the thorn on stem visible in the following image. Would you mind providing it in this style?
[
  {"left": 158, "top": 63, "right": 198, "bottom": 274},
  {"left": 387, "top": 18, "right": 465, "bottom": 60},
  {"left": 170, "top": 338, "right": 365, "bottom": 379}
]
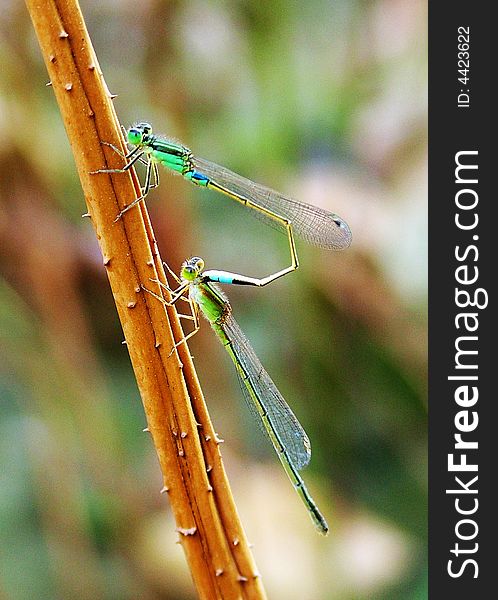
[{"left": 176, "top": 526, "right": 197, "bottom": 537}]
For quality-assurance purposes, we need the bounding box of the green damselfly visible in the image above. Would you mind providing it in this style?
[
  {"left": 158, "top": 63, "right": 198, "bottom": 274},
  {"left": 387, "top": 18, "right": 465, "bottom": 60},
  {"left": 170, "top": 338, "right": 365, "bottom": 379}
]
[
  {"left": 146, "top": 256, "right": 329, "bottom": 535},
  {"left": 94, "top": 122, "right": 351, "bottom": 286}
]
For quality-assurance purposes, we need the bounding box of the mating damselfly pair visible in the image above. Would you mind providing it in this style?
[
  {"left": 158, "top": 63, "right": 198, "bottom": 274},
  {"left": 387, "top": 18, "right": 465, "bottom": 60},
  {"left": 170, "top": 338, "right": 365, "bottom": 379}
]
[{"left": 93, "top": 122, "right": 352, "bottom": 534}]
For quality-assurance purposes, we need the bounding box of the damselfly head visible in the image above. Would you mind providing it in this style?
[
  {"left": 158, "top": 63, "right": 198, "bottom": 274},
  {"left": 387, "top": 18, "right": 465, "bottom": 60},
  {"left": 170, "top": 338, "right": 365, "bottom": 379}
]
[
  {"left": 127, "top": 122, "right": 152, "bottom": 146},
  {"left": 180, "top": 256, "right": 205, "bottom": 281}
]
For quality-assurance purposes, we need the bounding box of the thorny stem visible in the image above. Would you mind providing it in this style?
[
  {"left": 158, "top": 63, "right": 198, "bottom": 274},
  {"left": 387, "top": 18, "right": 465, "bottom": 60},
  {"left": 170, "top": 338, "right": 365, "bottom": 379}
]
[{"left": 25, "top": 0, "right": 267, "bottom": 598}]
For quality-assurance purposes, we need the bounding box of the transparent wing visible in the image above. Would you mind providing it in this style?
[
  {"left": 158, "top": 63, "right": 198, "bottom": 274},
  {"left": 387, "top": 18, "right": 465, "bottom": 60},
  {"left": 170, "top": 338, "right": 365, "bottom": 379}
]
[
  {"left": 193, "top": 156, "right": 352, "bottom": 250},
  {"left": 221, "top": 312, "right": 311, "bottom": 470}
]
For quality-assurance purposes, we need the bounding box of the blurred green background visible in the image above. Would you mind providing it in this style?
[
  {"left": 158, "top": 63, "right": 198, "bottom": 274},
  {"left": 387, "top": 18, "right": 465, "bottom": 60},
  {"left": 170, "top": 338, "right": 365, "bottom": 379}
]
[{"left": 0, "top": 0, "right": 427, "bottom": 598}]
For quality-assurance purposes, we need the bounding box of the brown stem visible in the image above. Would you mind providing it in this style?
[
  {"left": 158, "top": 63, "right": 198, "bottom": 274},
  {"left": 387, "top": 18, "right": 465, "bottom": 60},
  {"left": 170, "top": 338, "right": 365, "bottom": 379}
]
[{"left": 24, "top": 0, "right": 267, "bottom": 597}]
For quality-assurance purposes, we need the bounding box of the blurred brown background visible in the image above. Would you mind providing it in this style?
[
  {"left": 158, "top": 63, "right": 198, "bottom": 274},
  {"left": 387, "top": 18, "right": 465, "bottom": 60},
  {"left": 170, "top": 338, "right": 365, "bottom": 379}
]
[{"left": 0, "top": 1, "right": 427, "bottom": 598}]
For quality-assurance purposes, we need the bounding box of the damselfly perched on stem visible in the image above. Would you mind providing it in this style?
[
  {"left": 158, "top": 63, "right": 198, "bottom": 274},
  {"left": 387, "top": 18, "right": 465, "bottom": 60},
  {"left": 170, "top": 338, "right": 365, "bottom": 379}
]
[
  {"left": 93, "top": 123, "right": 351, "bottom": 286},
  {"left": 145, "top": 256, "right": 330, "bottom": 535}
]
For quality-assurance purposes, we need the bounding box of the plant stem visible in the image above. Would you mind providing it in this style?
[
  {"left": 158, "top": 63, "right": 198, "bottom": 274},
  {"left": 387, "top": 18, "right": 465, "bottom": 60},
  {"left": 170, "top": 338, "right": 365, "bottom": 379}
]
[{"left": 25, "top": 0, "right": 267, "bottom": 597}]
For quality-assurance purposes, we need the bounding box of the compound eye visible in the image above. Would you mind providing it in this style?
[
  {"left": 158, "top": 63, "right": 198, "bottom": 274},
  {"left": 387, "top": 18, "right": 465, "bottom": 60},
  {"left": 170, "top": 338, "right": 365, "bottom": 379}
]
[
  {"left": 192, "top": 257, "right": 205, "bottom": 271},
  {"left": 136, "top": 122, "right": 151, "bottom": 135},
  {"left": 127, "top": 128, "right": 142, "bottom": 145},
  {"left": 181, "top": 262, "right": 198, "bottom": 281}
]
